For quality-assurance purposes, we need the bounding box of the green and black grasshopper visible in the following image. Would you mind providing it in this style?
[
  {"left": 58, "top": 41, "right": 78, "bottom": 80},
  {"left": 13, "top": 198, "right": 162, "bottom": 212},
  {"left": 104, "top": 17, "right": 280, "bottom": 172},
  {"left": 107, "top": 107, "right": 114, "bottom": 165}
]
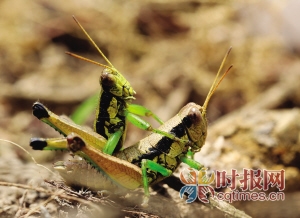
[
  {"left": 32, "top": 16, "right": 189, "bottom": 155},
  {"left": 65, "top": 16, "right": 187, "bottom": 155},
  {"left": 32, "top": 16, "right": 183, "bottom": 155},
  {"left": 31, "top": 48, "right": 231, "bottom": 206}
]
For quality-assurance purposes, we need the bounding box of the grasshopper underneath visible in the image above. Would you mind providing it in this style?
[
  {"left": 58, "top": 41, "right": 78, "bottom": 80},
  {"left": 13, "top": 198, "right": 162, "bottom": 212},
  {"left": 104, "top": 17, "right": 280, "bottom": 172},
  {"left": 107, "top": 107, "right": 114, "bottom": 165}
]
[{"left": 31, "top": 45, "right": 231, "bottom": 206}]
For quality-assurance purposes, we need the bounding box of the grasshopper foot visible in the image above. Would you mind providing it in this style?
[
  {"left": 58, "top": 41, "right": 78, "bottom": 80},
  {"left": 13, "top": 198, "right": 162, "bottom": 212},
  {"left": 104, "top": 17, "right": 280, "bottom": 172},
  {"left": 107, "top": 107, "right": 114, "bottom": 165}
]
[
  {"left": 141, "top": 196, "right": 149, "bottom": 207},
  {"left": 32, "top": 102, "right": 50, "bottom": 119}
]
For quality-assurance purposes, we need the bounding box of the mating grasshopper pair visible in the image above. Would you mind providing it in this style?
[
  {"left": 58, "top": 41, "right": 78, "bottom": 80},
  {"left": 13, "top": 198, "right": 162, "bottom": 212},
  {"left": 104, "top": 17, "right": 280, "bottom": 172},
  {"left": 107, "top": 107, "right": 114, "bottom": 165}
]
[{"left": 30, "top": 16, "right": 232, "bottom": 206}]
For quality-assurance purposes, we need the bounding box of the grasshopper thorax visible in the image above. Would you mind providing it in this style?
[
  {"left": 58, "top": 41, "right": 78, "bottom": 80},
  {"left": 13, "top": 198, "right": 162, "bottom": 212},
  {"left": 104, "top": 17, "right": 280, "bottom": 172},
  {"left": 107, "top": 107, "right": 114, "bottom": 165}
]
[{"left": 101, "top": 68, "right": 136, "bottom": 101}]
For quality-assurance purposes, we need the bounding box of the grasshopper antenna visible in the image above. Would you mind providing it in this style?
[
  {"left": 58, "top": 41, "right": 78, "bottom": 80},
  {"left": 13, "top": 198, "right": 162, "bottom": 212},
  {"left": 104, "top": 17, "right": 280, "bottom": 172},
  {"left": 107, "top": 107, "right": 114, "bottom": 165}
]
[
  {"left": 202, "top": 47, "right": 233, "bottom": 111},
  {"left": 65, "top": 15, "right": 115, "bottom": 70},
  {"left": 65, "top": 51, "right": 114, "bottom": 70}
]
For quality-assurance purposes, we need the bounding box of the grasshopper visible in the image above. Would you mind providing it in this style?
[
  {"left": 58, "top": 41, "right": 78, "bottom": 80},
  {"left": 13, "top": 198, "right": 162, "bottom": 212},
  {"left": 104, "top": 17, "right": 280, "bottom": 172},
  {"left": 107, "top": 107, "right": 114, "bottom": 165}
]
[
  {"left": 31, "top": 47, "right": 232, "bottom": 206},
  {"left": 64, "top": 16, "right": 187, "bottom": 155}
]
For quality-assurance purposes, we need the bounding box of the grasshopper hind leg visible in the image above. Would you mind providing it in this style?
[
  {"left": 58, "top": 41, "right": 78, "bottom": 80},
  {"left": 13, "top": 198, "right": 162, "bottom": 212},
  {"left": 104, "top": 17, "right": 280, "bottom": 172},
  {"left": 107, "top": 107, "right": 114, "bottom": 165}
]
[{"left": 30, "top": 137, "right": 68, "bottom": 151}]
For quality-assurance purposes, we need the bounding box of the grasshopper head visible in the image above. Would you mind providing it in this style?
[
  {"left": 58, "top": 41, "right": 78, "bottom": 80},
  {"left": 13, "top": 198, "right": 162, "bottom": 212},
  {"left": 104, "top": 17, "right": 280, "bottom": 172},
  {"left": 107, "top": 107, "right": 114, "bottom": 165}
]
[
  {"left": 181, "top": 47, "right": 232, "bottom": 152},
  {"left": 179, "top": 102, "right": 207, "bottom": 152},
  {"left": 101, "top": 68, "right": 136, "bottom": 101},
  {"left": 66, "top": 16, "right": 136, "bottom": 101}
]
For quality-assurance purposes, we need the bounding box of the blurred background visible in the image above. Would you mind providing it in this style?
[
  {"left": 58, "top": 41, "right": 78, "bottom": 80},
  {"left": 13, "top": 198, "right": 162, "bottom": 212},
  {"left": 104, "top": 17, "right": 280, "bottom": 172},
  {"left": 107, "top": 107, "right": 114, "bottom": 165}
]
[{"left": 1, "top": 0, "right": 300, "bottom": 217}]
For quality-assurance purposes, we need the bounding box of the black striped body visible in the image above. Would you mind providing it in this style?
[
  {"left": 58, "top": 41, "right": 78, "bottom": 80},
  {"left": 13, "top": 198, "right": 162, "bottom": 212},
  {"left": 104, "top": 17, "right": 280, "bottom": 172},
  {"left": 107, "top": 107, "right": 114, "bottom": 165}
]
[
  {"left": 94, "top": 89, "right": 127, "bottom": 152},
  {"left": 93, "top": 68, "right": 135, "bottom": 153},
  {"left": 114, "top": 102, "right": 207, "bottom": 185}
]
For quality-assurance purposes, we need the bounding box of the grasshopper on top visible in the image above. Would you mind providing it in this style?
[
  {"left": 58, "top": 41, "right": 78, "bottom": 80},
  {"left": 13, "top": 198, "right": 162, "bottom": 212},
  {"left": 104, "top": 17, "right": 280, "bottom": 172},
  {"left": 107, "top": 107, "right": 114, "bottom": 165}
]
[{"left": 66, "top": 16, "right": 188, "bottom": 155}]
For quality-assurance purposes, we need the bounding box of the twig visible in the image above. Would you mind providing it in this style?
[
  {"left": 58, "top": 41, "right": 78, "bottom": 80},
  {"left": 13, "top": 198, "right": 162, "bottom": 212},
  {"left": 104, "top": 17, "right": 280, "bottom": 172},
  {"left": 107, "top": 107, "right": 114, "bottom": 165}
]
[
  {"left": 15, "top": 190, "right": 28, "bottom": 218},
  {"left": 0, "top": 181, "right": 103, "bottom": 214},
  {"left": 23, "top": 195, "right": 56, "bottom": 218},
  {"left": 208, "top": 196, "right": 252, "bottom": 218}
]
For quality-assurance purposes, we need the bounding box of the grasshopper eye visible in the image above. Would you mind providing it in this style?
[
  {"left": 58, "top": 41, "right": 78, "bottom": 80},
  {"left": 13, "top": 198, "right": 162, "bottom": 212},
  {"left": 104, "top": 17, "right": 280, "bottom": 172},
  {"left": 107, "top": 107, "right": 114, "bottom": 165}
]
[
  {"left": 101, "top": 69, "right": 116, "bottom": 89},
  {"left": 187, "top": 107, "right": 202, "bottom": 124},
  {"left": 183, "top": 107, "right": 202, "bottom": 128}
]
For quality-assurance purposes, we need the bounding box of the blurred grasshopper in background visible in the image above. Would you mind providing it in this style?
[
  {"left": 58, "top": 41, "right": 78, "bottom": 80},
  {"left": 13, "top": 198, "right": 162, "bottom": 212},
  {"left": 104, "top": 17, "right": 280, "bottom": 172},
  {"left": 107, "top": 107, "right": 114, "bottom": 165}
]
[{"left": 30, "top": 30, "right": 231, "bottom": 206}]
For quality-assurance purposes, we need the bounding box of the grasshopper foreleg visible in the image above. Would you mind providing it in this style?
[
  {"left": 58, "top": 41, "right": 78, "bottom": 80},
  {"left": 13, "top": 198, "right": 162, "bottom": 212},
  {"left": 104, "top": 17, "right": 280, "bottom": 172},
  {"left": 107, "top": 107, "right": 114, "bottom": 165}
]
[
  {"left": 103, "top": 128, "right": 123, "bottom": 155},
  {"left": 125, "top": 112, "right": 190, "bottom": 144},
  {"left": 179, "top": 154, "right": 204, "bottom": 170},
  {"left": 127, "top": 104, "right": 164, "bottom": 125}
]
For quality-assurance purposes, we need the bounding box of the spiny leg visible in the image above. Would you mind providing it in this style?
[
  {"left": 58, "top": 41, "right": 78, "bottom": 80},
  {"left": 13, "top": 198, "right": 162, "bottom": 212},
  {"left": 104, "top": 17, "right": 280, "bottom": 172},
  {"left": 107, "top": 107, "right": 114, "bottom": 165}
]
[{"left": 32, "top": 102, "right": 107, "bottom": 151}]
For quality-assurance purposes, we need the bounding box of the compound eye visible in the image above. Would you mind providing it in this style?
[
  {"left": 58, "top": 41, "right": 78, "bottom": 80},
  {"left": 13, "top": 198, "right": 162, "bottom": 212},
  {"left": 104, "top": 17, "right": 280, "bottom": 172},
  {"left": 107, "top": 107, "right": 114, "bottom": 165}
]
[
  {"left": 187, "top": 107, "right": 202, "bottom": 124},
  {"left": 101, "top": 69, "right": 116, "bottom": 88}
]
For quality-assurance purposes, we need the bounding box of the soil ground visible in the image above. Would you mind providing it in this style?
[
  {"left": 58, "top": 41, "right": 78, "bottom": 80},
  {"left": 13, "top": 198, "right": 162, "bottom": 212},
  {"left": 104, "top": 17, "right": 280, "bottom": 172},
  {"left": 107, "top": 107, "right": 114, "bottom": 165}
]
[{"left": 1, "top": 1, "right": 300, "bottom": 217}]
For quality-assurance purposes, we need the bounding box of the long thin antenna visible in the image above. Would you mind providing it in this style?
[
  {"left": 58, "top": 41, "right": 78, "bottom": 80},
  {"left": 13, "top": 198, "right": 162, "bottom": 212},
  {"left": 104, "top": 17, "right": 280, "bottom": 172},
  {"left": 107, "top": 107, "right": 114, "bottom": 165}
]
[
  {"left": 202, "top": 47, "right": 232, "bottom": 111},
  {"left": 65, "top": 51, "right": 113, "bottom": 70},
  {"left": 71, "top": 15, "right": 115, "bottom": 69}
]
